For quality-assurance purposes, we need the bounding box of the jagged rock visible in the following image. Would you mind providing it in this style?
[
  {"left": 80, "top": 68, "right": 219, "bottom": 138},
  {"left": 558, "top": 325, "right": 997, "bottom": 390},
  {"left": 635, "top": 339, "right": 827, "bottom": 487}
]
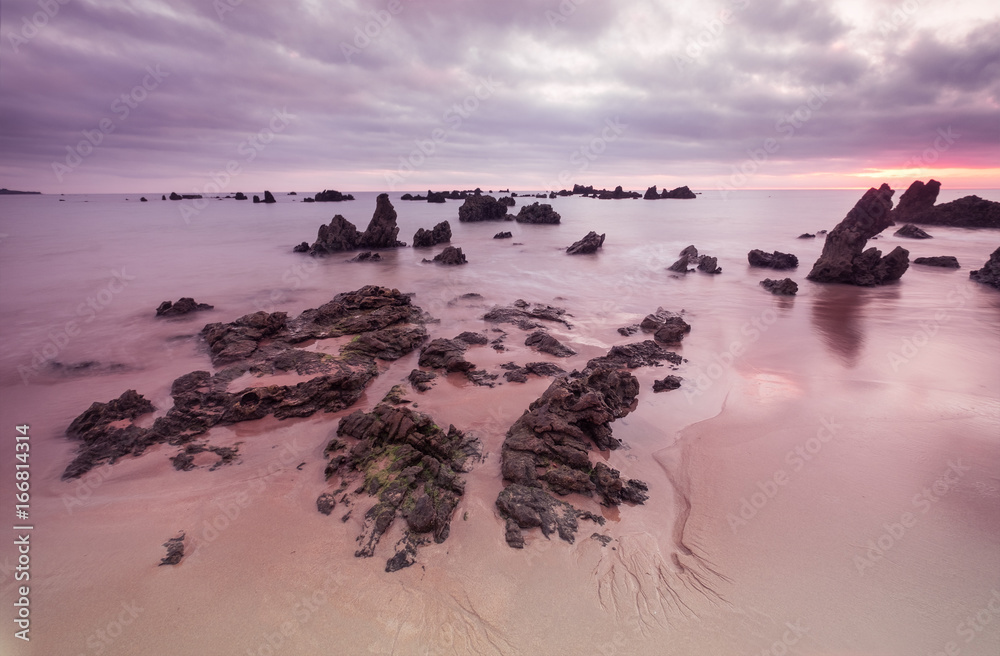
[
  {"left": 140, "top": 197, "right": 147, "bottom": 202},
  {"left": 202, "top": 311, "right": 288, "bottom": 364},
  {"left": 969, "top": 247, "right": 1000, "bottom": 289},
  {"left": 760, "top": 278, "right": 799, "bottom": 295},
  {"left": 501, "top": 361, "right": 566, "bottom": 383},
  {"left": 698, "top": 255, "right": 721, "bottom": 274},
  {"left": 423, "top": 246, "right": 467, "bottom": 265},
  {"left": 498, "top": 196, "right": 515, "bottom": 207},
  {"left": 408, "top": 369, "right": 437, "bottom": 392},
  {"left": 515, "top": 202, "right": 561, "bottom": 224},
  {"left": 892, "top": 180, "right": 1000, "bottom": 228},
  {"left": 680, "top": 245, "right": 699, "bottom": 258},
  {"left": 661, "top": 185, "right": 696, "bottom": 199},
  {"left": 894, "top": 223, "right": 932, "bottom": 239},
  {"left": 643, "top": 185, "right": 659, "bottom": 200},
  {"left": 307, "top": 215, "right": 362, "bottom": 254},
  {"left": 653, "top": 376, "right": 683, "bottom": 392},
  {"left": 66, "top": 389, "right": 156, "bottom": 442},
  {"left": 156, "top": 298, "right": 214, "bottom": 317},
  {"left": 892, "top": 179, "right": 940, "bottom": 220},
  {"left": 169, "top": 192, "right": 182, "bottom": 200},
  {"left": 748, "top": 249, "right": 799, "bottom": 270},
  {"left": 586, "top": 341, "right": 682, "bottom": 370},
  {"left": 359, "top": 193, "right": 405, "bottom": 249},
  {"left": 618, "top": 324, "right": 639, "bottom": 336},
  {"left": 455, "top": 332, "right": 488, "bottom": 345},
  {"left": 591, "top": 533, "right": 613, "bottom": 547},
  {"left": 427, "top": 191, "right": 446, "bottom": 203},
  {"left": 326, "top": 402, "right": 481, "bottom": 570},
  {"left": 594, "top": 185, "right": 640, "bottom": 200},
  {"left": 483, "top": 300, "right": 572, "bottom": 330},
  {"left": 494, "top": 231, "right": 512, "bottom": 239},
  {"left": 524, "top": 331, "right": 576, "bottom": 357},
  {"left": 235, "top": 192, "right": 248, "bottom": 200},
  {"left": 315, "top": 189, "right": 355, "bottom": 202},
  {"left": 293, "top": 242, "right": 309, "bottom": 252},
  {"left": 316, "top": 493, "right": 337, "bottom": 515},
  {"left": 667, "top": 255, "right": 694, "bottom": 273},
  {"left": 807, "top": 184, "right": 909, "bottom": 286},
  {"left": 798, "top": 233, "right": 815, "bottom": 239},
  {"left": 412, "top": 221, "right": 452, "bottom": 248},
  {"left": 913, "top": 256, "right": 960, "bottom": 268},
  {"left": 418, "top": 339, "right": 474, "bottom": 372},
  {"left": 639, "top": 308, "right": 690, "bottom": 344},
  {"left": 497, "top": 485, "right": 600, "bottom": 548},
  {"left": 458, "top": 195, "right": 509, "bottom": 222},
  {"left": 349, "top": 252, "right": 381, "bottom": 262},
  {"left": 253, "top": 190, "right": 276, "bottom": 204},
  {"left": 159, "top": 533, "right": 185, "bottom": 566},
  {"left": 566, "top": 232, "right": 605, "bottom": 255}
]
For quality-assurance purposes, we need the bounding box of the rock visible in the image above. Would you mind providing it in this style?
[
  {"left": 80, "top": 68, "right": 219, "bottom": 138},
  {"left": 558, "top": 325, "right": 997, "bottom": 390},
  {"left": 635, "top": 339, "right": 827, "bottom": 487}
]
[
  {"left": 455, "top": 332, "right": 488, "bottom": 345},
  {"left": 408, "top": 369, "right": 438, "bottom": 392},
  {"left": 969, "top": 247, "right": 1000, "bottom": 289},
  {"left": 494, "top": 231, "right": 512, "bottom": 239},
  {"left": 308, "top": 215, "right": 362, "bottom": 254},
  {"left": 314, "top": 189, "right": 355, "bottom": 202},
  {"left": 426, "top": 191, "right": 446, "bottom": 203},
  {"left": 661, "top": 185, "right": 696, "bottom": 199},
  {"left": 653, "top": 376, "right": 683, "bottom": 392},
  {"left": 913, "top": 256, "right": 960, "bottom": 268},
  {"left": 667, "top": 255, "right": 693, "bottom": 273},
  {"left": 253, "top": 190, "right": 277, "bottom": 204},
  {"left": 326, "top": 402, "right": 482, "bottom": 570},
  {"left": 639, "top": 308, "right": 691, "bottom": 344},
  {"left": 155, "top": 298, "right": 214, "bottom": 317},
  {"left": 566, "top": 232, "right": 605, "bottom": 255},
  {"left": 806, "top": 184, "right": 909, "bottom": 286},
  {"left": 316, "top": 493, "right": 337, "bottom": 515},
  {"left": 169, "top": 192, "right": 182, "bottom": 200},
  {"left": 515, "top": 202, "right": 561, "bottom": 224},
  {"left": 891, "top": 180, "right": 1000, "bottom": 228},
  {"left": 501, "top": 361, "right": 566, "bottom": 382},
  {"left": 483, "top": 300, "right": 572, "bottom": 330},
  {"left": 359, "top": 193, "right": 405, "bottom": 249},
  {"left": 293, "top": 242, "right": 309, "bottom": 253},
  {"left": 235, "top": 192, "right": 248, "bottom": 200},
  {"left": 159, "top": 533, "right": 185, "bottom": 566},
  {"left": 162, "top": 195, "right": 167, "bottom": 200},
  {"left": 618, "top": 324, "right": 639, "bottom": 336},
  {"left": 643, "top": 185, "right": 659, "bottom": 200},
  {"left": 412, "top": 221, "right": 452, "bottom": 248},
  {"left": 892, "top": 179, "right": 940, "bottom": 221},
  {"left": 524, "top": 331, "right": 576, "bottom": 357},
  {"left": 586, "top": 340, "right": 682, "bottom": 370},
  {"left": 748, "top": 249, "right": 799, "bottom": 269},
  {"left": 591, "top": 533, "right": 613, "bottom": 546},
  {"left": 698, "top": 255, "right": 721, "bottom": 274},
  {"left": 679, "top": 245, "right": 699, "bottom": 258},
  {"left": 498, "top": 196, "right": 515, "bottom": 207},
  {"left": 66, "top": 389, "right": 156, "bottom": 442},
  {"left": 458, "top": 195, "right": 509, "bottom": 222},
  {"left": 424, "top": 246, "right": 467, "bottom": 265},
  {"left": 140, "top": 197, "right": 147, "bottom": 202},
  {"left": 418, "top": 339, "right": 474, "bottom": 372},
  {"left": 798, "top": 233, "right": 816, "bottom": 239},
  {"left": 595, "top": 185, "right": 640, "bottom": 200},
  {"left": 760, "top": 278, "right": 799, "bottom": 295},
  {"left": 349, "top": 251, "right": 381, "bottom": 262},
  {"left": 894, "top": 223, "right": 932, "bottom": 239}
]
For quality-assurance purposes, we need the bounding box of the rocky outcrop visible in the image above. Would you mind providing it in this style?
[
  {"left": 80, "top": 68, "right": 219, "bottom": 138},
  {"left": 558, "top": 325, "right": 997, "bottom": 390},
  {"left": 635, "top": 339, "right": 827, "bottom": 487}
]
[
  {"left": 412, "top": 221, "right": 452, "bottom": 248},
  {"left": 643, "top": 186, "right": 660, "bottom": 200},
  {"left": 168, "top": 192, "right": 202, "bottom": 201},
  {"left": 806, "top": 184, "right": 909, "bottom": 286},
  {"left": 497, "top": 366, "right": 647, "bottom": 548},
  {"left": 314, "top": 189, "right": 355, "bottom": 202},
  {"left": 524, "top": 331, "right": 576, "bottom": 357},
  {"left": 566, "top": 231, "right": 605, "bottom": 255},
  {"left": 653, "top": 376, "right": 683, "bottom": 392},
  {"left": 891, "top": 180, "right": 1000, "bottom": 228},
  {"left": 498, "top": 196, "right": 515, "bottom": 207},
  {"left": 894, "top": 223, "right": 932, "bottom": 239},
  {"left": 484, "top": 300, "right": 573, "bottom": 330},
  {"left": 234, "top": 192, "right": 248, "bottom": 201},
  {"left": 140, "top": 197, "right": 148, "bottom": 202},
  {"left": 493, "top": 231, "right": 512, "bottom": 239},
  {"left": 427, "top": 191, "right": 446, "bottom": 203},
  {"left": 323, "top": 398, "right": 482, "bottom": 571},
  {"left": 515, "top": 202, "right": 561, "bottom": 224},
  {"left": 760, "top": 278, "right": 799, "bottom": 295},
  {"left": 969, "top": 247, "right": 1000, "bottom": 289},
  {"left": 156, "top": 298, "right": 214, "bottom": 317},
  {"left": 798, "top": 233, "right": 815, "bottom": 239},
  {"left": 254, "top": 190, "right": 277, "bottom": 204},
  {"left": 639, "top": 308, "right": 691, "bottom": 344},
  {"left": 424, "top": 246, "right": 467, "bottom": 265},
  {"left": 307, "top": 215, "right": 362, "bottom": 254},
  {"left": 661, "top": 185, "right": 696, "bottom": 199},
  {"left": 63, "top": 286, "right": 428, "bottom": 479},
  {"left": 913, "top": 256, "right": 960, "bottom": 268},
  {"left": 500, "top": 361, "right": 566, "bottom": 383},
  {"left": 359, "top": 193, "right": 405, "bottom": 249},
  {"left": 418, "top": 339, "right": 475, "bottom": 372},
  {"left": 586, "top": 341, "right": 682, "bottom": 370},
  {"left": 458, "top": 195, "right": 509, "bottom": 222},
  {"left": 698, "top": 256, "right": 721, "bottom": 274},
  {"left": 669, "top": 245, "right": 720, "bottom": 274},
  {"left": 408, "top": 369, "right": 437, "bottom": 391},
  {"left": 349, "top": 252, "right": 381, "bottom": 262},
  {"left": 748, "top": 249, "right": 798, "bottom": 270}
]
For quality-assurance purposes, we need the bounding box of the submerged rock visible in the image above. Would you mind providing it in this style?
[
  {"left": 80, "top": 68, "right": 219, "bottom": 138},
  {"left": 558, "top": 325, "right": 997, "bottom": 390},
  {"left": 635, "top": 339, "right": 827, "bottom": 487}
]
[
  {"left": 894, "top": 223, "right": 932, "bottom": 239},
  {"left": 653, "top": 376, "right": 683, "bottom": 392},
  {"left": 515, "top": 202, "right": 561, "bottom": 224},
  {"left": 806, "top": 184, "right": 909, "bottom": 286},
  {"left": 760, "top": 278, "right": 799, "bottom": 295},
  {"left": 913, "top": 256, "right": 960, "bottom": 268},
  {"left": 494, "top": 231, "right": 513, "bottom": 239},
  {"left": 155, "top": 298, "right": 214, "bottom": 317},
  {"left": 586, "top": 340, "right": 682, "bottom": 370},
  {"left": 639, "top": 307, "right": 690, "bottom": 344},
  {"left": 969, "top": 247, "right": 1000, "bottom": 289},
  {"left": 424, "top": 246, "right": 467, "bottom": 265},
  {"left": 524, "top": 331, "right": 576, "bottom": 357},
  {"left": 349, "top": 251, "right": 381, "bottom": 262},
  {"left": 458, "top": 195, "right": 509, "bottom": 222},
  {"left": 566, "top": 231, "right": 605, "bottom": 255},
  {"left": 748, "top": 249, "right": 798, "bottom": 270},
  {"left": 484, "top": 300, "right": 573, "bottom": 330}
]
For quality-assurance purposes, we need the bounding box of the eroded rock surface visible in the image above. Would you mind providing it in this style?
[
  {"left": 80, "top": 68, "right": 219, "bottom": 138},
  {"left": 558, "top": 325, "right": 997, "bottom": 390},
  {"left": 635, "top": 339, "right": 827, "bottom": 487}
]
[
  {"left": 970, "top": 247, "right": 1000, "bottom": 289},
  {"left": 566, "top": 231, "right": 605, "bottom": 255}
]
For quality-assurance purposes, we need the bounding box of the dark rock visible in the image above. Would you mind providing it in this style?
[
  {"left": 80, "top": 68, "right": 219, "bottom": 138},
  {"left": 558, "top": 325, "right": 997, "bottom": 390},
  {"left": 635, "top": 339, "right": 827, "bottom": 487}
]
[
  {"left": 524, "top": 331, "right": 576, "bottom": 357},
  {"left": 156, "top": 298, "right": 214, "bottom": 317},
  {"left": 566, "top": 231, "right": 605, "bottom": 255},
  {"left": 748, "top": 249, "right": 799, "bottom": 270},
  {"left": 667, "top": 255, "right": 694, "bottom": 273},
  {"left": 798, "top": 233, "right": 815, "bottom": 239},
  {"left": 418, "top": 339, "right": 474, "bottom": 372},
  {"left": 891, "top": 180, "right": 1000, "bottom": 228},
  {"left": 760, "top": 278, "right": 799, "bottom": 295},
  {"left": 618, "top": 324, "right": 639, "bottom": 336},
  {"left": 162, "top": 195, "right": 167, "bottom": 200},
  {"left": 235, "top": 192, "right": 247, "bottom": 201},
  {"left": 494, "top": 231, "right": 513, "bottom": 239},
  {"left": 458, "top": 195, "right": 509, "bottom": 222},
  {"left": 408, "top": 369, "right": 438, "bottom": 392},
  {"left": 639, "top": 308, "right": 690, "bottom": 344},
  {"left": 498, "top": 196, "right": 515, "bottom": 207},
  {"left": 349, "top": 251, "right": 381, "bottom": 262},
  {"left": 653, "top": 376, "right": 683, "bottom": 392},
  {"left": 661, "top": 185, "right": 696, "bottom": 199},
  {"left": 969, "top": 247, "right": 1000, "bottom": 289},
  {"left": 455, "top": 332, "right": 488, "bottom": 345},
  {"left": 308, "top": 215, "right": 362, "bottom": 254},
  {"left": 359, "top": 194, "right": 405, "bottom": 249},
  {"left": 169, "top": 192, "right": 182, "bottom": 200},
  {"left": 140, "top": 197, "right": 147, "bottom": 202},
  {"left": 892, "top": 179, "right": 940, "bottom": 221},
  {"left": 159, "top": 533, "right": 185, "bottom": 566},
  {"left": 316, "top": 493, "right": 337, "bottom": 515},
  {"left": 315, "top": 190, "right": 355, "bottom": 202},
  {"left": 807, "top": 184, "right": 909, "bottom": 286},
  {"left": 412, "top": 221, "right": 452, "bottom": 248},
  {"left": 66, "top": 389, "right": 155, "bottom": 442},
  {"left": 591, "top": 462, "right": 648, "bottom": 505},
  {"left": 913, "top": 256, "right": 960, "bottom": 268},
  {"left": 643, "top": 185, "right": 659, "bottom": 200},
  {"left": 484, "top": 300, "right": 572, "bottom": 330},
  {"left": 679, "top": 245, "right": 699, "bottom": 258},
  {"left": 515, "top": 202, "right": 561, "bottom": 224},
  {"left": 385, "top": 536, "right": 419, "bottom": 572},
  {"left": 424, "top": 246, "right": 467, "bottom": 265},
  {"left": 293, "top": 242, "right": 309, "bottom": 253},
  {"left": 698, "top": 255, "right": 721, "bottom": 274},
  {"left": 586, "top": 341, "right": 682, "bottom": 370},
  {"left": 591, "top": 533, "right": 613, "bottom": 546},
  {"left": 426, "top": 191, "right": 446, "bottom": 203},
  {"left": 894, "top": 223, "right": 932, "bottom": 239}
]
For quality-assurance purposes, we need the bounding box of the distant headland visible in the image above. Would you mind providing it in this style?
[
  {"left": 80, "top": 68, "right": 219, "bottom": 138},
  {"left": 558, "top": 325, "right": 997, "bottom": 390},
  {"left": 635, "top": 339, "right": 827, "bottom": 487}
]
[{"left": 0, "top": 188, "right": 41, "bottom": 195}]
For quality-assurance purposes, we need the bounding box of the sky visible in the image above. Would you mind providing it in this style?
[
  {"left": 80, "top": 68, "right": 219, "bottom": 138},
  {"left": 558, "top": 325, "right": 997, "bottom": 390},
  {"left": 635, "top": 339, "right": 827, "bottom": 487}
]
[{"left": 0, "top": 0, "right": 998, "bottom": 194}]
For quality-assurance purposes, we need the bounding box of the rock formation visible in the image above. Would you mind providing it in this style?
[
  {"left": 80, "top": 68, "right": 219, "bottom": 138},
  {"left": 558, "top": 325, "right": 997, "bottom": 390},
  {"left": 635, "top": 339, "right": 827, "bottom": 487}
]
[
  {"left": 748, "top": 249, "right": 798, "bottom": 269},
  {"left": 913, "top": 256, "right": 960, "bottom": 268},
  {"left": 891, "top": 180, "right": 1000, "bottom": 228},
  {"left": 314, "top": 190, "right": 355, "bottom": 202},
  {"left": 652, "top": 376, "right": 683, "bottom": 392},
  {"left": 661, "top": 185, "right": 696, "bottom": 199},
  {"left": 806, "top": 184, "right": 910, "bottom": 286},
  {"left": 424, "top": 246, "right": 467, "bottom": 265},
  {"left": 155, "top": 298, "right": 214, "bottom": 317},
  {"left": 969, "top": 247, "right": 1000, "bottom": 289},
  {"left": 359, "top": 193, "right": 405, "bottom": 249},
  {"left": 515, "top": 202, "right": 561, "bottom": 224},
  {"left": 412, "top": 221, "right": 452, "bottom": 248},
  {"left": 307, "top": 215, "right": 362, "bottom": 254},
  {"left": 638, "top": 308, "right": 691, "bottom": 344},
  {"left": 760, "top": 278, "right": 799, "bottom": 295},
  {"left": 458, "top": 195, "right": 509, "bottom": 222},
  {"left": 566, "top": 232, "right": 605, "bottom": 255},
  {"left": 524, "top": 331, "right": 576, "bottom": 357},
  {"left": 234, "top": 192, "right": 247, "bottom": 200},
  {"left": 494, "top": 231, "right": 512, "bottom": 239},
  {"left": 669, "top": 245, "right": 720, "bottom": 274},
  {"left": 894, "top": 224, "right": 932, "bottom": 239}
]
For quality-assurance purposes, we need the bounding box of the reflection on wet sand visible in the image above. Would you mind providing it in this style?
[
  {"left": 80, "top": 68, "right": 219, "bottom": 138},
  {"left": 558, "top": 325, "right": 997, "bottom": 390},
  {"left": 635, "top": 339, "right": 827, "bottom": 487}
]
[{"left": 810, "top": 285, "right": 871, "bottom": 366}]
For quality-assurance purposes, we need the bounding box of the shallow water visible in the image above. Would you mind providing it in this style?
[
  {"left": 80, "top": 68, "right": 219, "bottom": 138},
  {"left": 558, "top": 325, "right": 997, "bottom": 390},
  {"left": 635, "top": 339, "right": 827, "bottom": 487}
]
[{"left": 1, "top": 188, "right": 998, "bottom": 655}]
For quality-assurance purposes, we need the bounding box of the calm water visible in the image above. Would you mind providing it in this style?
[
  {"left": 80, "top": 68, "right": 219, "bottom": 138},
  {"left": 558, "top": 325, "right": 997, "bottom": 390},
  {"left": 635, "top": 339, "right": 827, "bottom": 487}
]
[{"left": 1, "top": 188, "right": 999, "bottom": 654}]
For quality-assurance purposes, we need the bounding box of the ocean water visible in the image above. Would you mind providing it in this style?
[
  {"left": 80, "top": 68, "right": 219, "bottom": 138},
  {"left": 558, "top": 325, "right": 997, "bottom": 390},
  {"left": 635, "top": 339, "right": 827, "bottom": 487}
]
[{"left": 1, "top": 188, "right": 998, "bottom": 655}]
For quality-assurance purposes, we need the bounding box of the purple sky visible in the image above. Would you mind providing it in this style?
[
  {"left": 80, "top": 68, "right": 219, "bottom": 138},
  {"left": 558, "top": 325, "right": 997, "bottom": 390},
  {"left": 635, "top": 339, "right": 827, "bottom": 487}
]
[{"left": 1, "top": 0, "right": 998, "bottom": 194}]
